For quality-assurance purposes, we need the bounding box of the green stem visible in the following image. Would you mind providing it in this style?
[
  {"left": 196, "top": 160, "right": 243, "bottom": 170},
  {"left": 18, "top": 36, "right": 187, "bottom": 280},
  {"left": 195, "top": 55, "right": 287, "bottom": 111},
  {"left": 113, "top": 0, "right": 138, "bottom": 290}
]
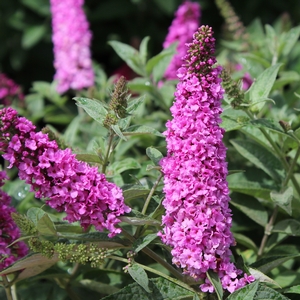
[
  {"left": 2, "top": 276, "right": 14, "bottom": 300},
  {"left": 257, "top": 206, "right": 278, "bottom": 259},
  {"left": 102, "top": 129, "right": 114, "bottom": 174},
  {"left": 141, "top": 172, "right": 163, "bottom": 215},
  {"left": 121, "top": 228, "right": 184, "bottom": 281}
]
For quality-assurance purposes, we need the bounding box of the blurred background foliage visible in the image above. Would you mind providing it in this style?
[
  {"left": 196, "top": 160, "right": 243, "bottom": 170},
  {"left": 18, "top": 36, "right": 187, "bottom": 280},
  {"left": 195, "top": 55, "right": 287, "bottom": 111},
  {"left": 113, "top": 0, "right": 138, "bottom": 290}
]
[{"left": 1, "top": 0, "right": 300, "bottom": 94}]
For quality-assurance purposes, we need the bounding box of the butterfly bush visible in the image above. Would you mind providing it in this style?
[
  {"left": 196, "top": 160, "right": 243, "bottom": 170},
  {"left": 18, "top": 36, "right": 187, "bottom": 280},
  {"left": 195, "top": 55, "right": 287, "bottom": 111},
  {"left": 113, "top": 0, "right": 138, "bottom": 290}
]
[
  {"left": 0, "top": 171, "right": 28, "bottom": 271},
  {"left": 50, "top": 0, "right": 94, "bottom": 93},
  {"left": 163, "top": 0, "right": 201, "bottom": 80},
  {"left": 0, "top": 108, "right": 130, "bottom": 237},
  {"left": 0, "top": 73, "right": 24, "bottom": 106},
  {"left": 159, "top": 25, "right": 255, "bottom": 293}
]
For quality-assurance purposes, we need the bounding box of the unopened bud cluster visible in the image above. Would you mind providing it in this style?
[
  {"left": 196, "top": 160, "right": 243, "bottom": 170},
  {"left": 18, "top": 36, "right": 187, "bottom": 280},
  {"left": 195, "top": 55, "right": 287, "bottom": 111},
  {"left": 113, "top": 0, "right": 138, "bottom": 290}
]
[
  {"left": 28, "top": 236, "right": 108, "bottom": 267},
  {"left": 103, "top": 76, "right": 129, "bottom": 128}
]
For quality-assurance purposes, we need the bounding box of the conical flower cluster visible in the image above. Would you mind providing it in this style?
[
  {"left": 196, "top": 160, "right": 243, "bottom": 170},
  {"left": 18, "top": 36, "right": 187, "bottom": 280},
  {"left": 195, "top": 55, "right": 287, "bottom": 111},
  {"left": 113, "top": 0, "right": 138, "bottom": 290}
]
[
  {"left": 163, "top": 1, "right": 201, "bottom": 80},
  {"left": 0, "top": 108, "right": 130, "bottom": 237},
  {"left": 160, "top": 25, "right": 254, "bottom": 293},
  {"left": 50, "top": 0, "right": 94, "bottom": 93},
  {"left": 0, "top": 171, "right": 28, "bottom": 270}
]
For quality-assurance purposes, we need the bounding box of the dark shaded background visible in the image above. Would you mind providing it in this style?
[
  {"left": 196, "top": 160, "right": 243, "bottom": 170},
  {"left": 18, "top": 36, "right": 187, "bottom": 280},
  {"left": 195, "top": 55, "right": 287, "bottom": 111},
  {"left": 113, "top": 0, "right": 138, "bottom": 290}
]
[{"left": 1, "top": 0, "right": 300, "bottom": 93}]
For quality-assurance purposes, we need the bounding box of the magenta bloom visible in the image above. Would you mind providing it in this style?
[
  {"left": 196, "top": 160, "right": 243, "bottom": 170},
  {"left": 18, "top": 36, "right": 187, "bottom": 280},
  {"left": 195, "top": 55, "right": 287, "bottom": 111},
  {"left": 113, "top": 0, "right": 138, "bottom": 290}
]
[
  {"left": 0, "top": 73, "right": 24, "bottom": 106},
  {"left": 0, "top": 171, "right": 28, "bottom": 271},
  {"left": 159, "top": 26, "right": 254, "bottom": 293},
  {"left": 163, "top": 1, "right": 201, "bottom": 80},
  {"left": 0, "top": 108, "right": 130, "bottom": 237},
  {"left": 50, "top": 0, "right": 94, "bottom": 93}
]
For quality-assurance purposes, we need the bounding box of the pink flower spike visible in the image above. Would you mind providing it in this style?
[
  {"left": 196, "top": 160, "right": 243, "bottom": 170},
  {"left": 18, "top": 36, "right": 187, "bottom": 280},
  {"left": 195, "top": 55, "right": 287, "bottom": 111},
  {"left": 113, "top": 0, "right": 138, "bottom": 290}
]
[
  {"left": 0, "top": 107, "right": 130, "bottom": 237},
  {"left": 50, "top": 0, "right": 94, "bottom": 93},
  {"left": 160, "top": 25, "right": 255, "bottom": 293},
  {"left": 163, "top": 1, "right": 201, "bottom": 80}
]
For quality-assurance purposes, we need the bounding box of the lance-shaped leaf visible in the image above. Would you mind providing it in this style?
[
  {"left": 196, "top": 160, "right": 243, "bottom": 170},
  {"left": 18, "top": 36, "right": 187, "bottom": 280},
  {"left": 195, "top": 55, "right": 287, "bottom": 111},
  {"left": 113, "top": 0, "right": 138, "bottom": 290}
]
[
  {"left": 133, "top": 234, "right": 158, "bottom": 253},
  {"left": 108, "top": 41, "right": 145, "bottom": 76},
  {"left": 249, "top": 268, "right": 281, "bottom": 288},
  {"left": 0, "top": 253, "right": 59, "bottom": 277},
  {"left": 250, "top": 254, "right": 300, "bottom": 274},
  {"left": 230, "top": 139, "right": 283, "bottom": 182},
  {"left": 76, "top": 153, "right": 103, "bottom": 164},
  {"left": 27, "top": 207, "right": 46, "bottom": 225},
  {"left": 248, "top": 63, "right": 281, "bottom": 112},
  {"left": 73, "top": 97, "right": 107, "bottom": 125},
  {"left": 139, "top": 36, "right": 150, "bottom": 65},
  {"left": 124, "top": 125, "right": 164, "bottom": 137},
  {"left": 230, "top": 195, "right": 268, "bottom": 227},
  {"left": 270, "top": 187, "right": 293, "bottom": 215},
  {"left": 123, "top": 187, "right": 151, "bottom": 201},
  {"left": 146, "top": 147, "right": 164, "bottom": 166},
  {"left": 254, "top": 283, "right": 290, "bottom": 300},
  {"left": 37, "top": 214, "right": 57, "bottom": 236},
  {"left": 227, "top": 280, "right": 259, "bottom": 300},
  {"left": 101, "top": 277, "right": 194, "bottom": 300},
  {"left": 233, "top": 233, "right": 258, "bottom": 252},
  {"left": 206, "top": 270, "right": 223, "bottom": 300},
  {"left": 228, "top": 174, "right": 275, "bottom": 201},
  {"left": 273, "top": 219, "right": 300, "bottom": 236},
  {"left": 108, "top": 158, "right": 141, "bottom": 175},
  {"left": 128, "top": 263, "right": 151, "bottom": 293}
]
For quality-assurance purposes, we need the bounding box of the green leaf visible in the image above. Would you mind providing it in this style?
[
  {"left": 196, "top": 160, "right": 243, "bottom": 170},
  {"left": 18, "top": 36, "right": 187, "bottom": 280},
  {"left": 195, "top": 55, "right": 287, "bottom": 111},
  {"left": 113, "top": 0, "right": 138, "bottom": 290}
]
[
  {"left": 123, "top": 187, "right": 150, "bottom": 200},
  {"left": 238, "top": 53, "right": 271, "bottom": 68},
  {"left": 146, "top": 147, "right": 163, "bottom": 166},
  {"left": 273, "top": 219, "right": 300, "bottom": 236},
  {"left": 109, "top": 158, "right": 141, "bottom": 175},
  {"left": 73, "top": 97, "right": 107, "bottom": 124},
  {"left": 249, "top": 119, "right": 291, "bottom": 138},
  {"left": 230, "top": 139, "right": 283, "bottom": 182},
  {"left": 220, "top": 108, "right": 250, "bottom": 132},
  {"left": 283, "top": 285, "right": 300, "bottom": 294},
  {"left": 112, "top": 124, "right": 127, "bottom": 141},
  {"left": 227, "top": 280, "right": 259, "bottom": 300},
  {"left": 27, "top": 207, "right": 46, "bottom": 225},
  {"left": 250, "top": 255, "right": 300, "bottom": 274},
  {"left": 124, "top": 125, "right": 164, "bottom": 137},
  {"left": 281, "top": 25, "right": 300, "bottom": 57},
  {"left": 228, "top": 175, "right": 274, "bottom": 201},
  {"left": 63, "top": 115, "right": 83, "bottom": 146},
  {"left": 120, "top": 216, "right": 160, "bottom": 227},
  {"left": 108, "top": 41, "right": 145, "bottom": 76},
  {"left": 265, "top": 24, "right": 277, "bottom": 56},
  {"left": 37, "top": 214, "right": 57, "bottom": 236},
  {"left": 22, "top": 25, "right": 46, "bottom": 49},
  {"left": 21, "top": 0, "right": 50, "bottom": 16},
  {"left": 76, "top": 153, "right": 103, "bottom": 164},
  {"left": 270, "top": 187, "right": 293, "bottom": 215},
  {"left": 61, "top": 232, "right": 125, "bottom": 248},
  {"left": 128, "top": 78, "right": 154, "bottom": 93},
  {"left": 249, "top": 63, "right": 281, "bottom": 112},
  {"left": 146, "top": 43, "right": 176, "bottom": 75},
  {"left": 139, "top": 36, "right": 150, "bottom": 65},
  {"left": 101, "top": 277, "right": 194, "bottom": 300},
  {"left": 128, "top": 263, "right": 151, "bottom": 293},
  {"left": 249, "top": 268, "right": 281, "bottom": 288},
  {"left": 273, "top": 71, "right": 300, "bottom": 90},
  {"left": 230, "top": 195, "right": 268, "bottom": 227},
  {"left": 127, "top": 95, "right": 146, "bottom": 113},
  {"left": 206, "top": 270, "right": 223, "bottom": 300},
  {"left": 134, "top": 233, "right": 158, "bottom": 253},
  {"left": 0, "top": 253, "right": 59, "bottom": 277},
  {"left": 233, "top": 233, "right": 258, "bottom": 252},
  {"left": 254, "top": 283, "right": 290, "bottom": 300}
]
